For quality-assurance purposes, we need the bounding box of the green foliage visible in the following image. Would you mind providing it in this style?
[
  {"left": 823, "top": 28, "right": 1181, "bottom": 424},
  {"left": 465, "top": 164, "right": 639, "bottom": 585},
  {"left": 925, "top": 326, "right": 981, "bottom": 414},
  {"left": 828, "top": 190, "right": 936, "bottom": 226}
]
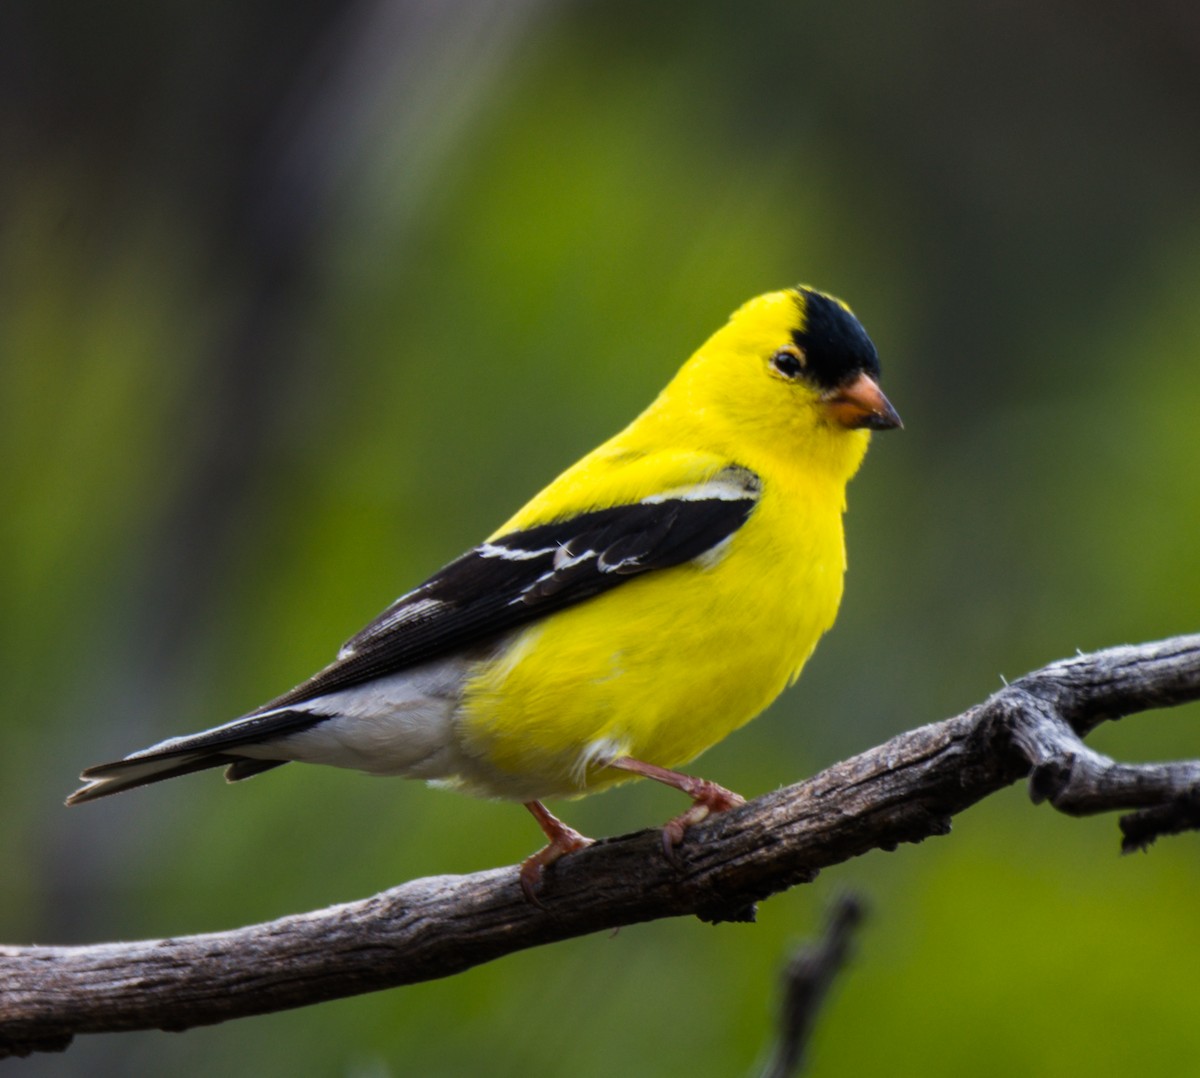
[{"left": 4, "top": 1, "right": 1199, "bottom": 1073}]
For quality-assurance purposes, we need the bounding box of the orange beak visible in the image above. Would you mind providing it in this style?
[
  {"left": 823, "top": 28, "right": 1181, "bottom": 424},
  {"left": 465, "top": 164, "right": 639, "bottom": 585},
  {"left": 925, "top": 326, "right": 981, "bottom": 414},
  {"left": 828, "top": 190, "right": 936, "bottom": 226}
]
[{"left": 820, "top": 372, "right": 903, "bottom": 431}]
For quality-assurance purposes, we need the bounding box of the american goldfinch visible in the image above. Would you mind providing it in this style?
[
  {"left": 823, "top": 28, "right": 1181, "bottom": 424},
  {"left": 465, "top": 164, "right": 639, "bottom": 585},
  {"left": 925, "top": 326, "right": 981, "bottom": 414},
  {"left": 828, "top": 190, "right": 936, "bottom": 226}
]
[{"left": 68, "top": 286, "right": 900, "bottom": 899}]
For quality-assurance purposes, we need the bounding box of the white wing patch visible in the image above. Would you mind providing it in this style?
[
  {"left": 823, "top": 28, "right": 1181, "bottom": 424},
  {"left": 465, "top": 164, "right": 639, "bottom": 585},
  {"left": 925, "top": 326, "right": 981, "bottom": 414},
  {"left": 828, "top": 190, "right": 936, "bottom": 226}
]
[
  {"left": 553, "top": 545, "right": 596, "bottom": 570},
  {"left": 514, "top": 554, "right": 597, "bottom": 604},
  {"left": 642, "top": 469, "right": 760, "bottom": 505},
  {"left": 478, "top": 541, "right": 558, "bottom": 562}
]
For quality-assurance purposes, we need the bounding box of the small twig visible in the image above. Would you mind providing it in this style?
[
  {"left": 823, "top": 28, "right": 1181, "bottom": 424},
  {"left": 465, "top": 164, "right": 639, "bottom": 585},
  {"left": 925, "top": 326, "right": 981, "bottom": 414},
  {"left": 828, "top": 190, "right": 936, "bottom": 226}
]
[
  {"left": 1119, "top": 789, "right": 1200, "bottom": 852},
  {"left": 2, "top": 634, "right": 1199, "bottom": 1058},
  {"left": 760, "top": 894, "right": 865, "bottom": 1078}
]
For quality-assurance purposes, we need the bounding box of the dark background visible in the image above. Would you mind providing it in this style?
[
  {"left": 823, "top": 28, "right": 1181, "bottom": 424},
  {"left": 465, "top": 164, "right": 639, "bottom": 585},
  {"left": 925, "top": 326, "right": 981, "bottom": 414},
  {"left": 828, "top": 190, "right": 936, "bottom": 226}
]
[{"left": 5, "top": 1, "right": 1200, "bottom": 1073}]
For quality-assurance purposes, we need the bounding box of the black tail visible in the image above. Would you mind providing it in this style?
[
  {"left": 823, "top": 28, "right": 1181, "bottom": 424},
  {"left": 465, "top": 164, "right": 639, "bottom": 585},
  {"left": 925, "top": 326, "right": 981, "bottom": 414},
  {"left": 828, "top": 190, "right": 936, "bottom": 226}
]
[{"left": 66, "top": 708, "right": 323, "bottom": 805}]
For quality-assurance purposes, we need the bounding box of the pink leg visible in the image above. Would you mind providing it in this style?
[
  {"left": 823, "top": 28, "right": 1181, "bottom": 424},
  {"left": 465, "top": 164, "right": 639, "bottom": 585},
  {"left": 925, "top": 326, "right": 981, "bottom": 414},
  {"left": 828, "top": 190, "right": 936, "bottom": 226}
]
[
  {"left": 608, "top": 757, "right": 746, "bottom": 857},
  {"left": 519, "top": 800, "right": 595, "bottom": 904}
]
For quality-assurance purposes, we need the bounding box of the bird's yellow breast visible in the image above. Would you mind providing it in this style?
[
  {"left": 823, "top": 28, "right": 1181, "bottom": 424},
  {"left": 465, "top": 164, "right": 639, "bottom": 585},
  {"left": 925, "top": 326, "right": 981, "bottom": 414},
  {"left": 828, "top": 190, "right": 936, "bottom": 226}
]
[{"left": 454, "top": 467, "right": 848, "bottom": 801}]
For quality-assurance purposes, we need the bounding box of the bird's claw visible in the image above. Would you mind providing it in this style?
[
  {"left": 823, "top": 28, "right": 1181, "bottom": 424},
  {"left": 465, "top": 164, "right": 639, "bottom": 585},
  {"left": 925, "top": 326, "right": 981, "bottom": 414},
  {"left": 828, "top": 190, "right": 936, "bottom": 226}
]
[
  {"left": 659, "top": 780, "right": 746, "bottom": 860},
  {"left": 519, "top": 804, "right": 595, "bottom": 905}
]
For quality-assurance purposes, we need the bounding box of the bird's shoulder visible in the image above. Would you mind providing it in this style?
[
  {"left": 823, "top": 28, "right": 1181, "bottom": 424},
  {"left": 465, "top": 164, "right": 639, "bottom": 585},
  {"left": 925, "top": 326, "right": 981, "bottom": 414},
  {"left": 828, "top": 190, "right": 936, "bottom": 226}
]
[{"left": 494, "top": 446, "right": 749, "bottom": 533}]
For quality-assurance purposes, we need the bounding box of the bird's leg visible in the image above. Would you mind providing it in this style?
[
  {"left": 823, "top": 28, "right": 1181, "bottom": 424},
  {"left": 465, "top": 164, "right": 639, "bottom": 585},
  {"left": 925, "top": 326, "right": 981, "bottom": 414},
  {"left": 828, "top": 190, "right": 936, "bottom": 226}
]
[
  {"left": 520, "top": 800, "right": 595, "bottom": 904},
  {"left": 607, "top": 756, "right": 746, "bottom": 858}
]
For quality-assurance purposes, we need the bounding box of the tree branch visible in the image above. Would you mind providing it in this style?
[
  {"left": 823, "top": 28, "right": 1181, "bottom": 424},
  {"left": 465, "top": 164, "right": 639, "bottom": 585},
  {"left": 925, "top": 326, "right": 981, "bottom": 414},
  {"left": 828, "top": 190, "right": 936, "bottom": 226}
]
[
  {"left": 760, "top": 893, "right": 866, "bottom": 1078},
  {"left": 3, "top": 634, "right": 1199, "bottom": 1059}
]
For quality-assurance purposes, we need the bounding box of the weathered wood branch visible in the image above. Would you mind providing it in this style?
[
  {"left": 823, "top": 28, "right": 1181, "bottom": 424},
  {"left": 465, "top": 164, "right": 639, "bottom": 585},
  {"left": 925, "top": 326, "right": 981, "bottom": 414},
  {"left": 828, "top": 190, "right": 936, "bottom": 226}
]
[{"left": 3, "top": 634, "right": 1199, "bottom": 1059}]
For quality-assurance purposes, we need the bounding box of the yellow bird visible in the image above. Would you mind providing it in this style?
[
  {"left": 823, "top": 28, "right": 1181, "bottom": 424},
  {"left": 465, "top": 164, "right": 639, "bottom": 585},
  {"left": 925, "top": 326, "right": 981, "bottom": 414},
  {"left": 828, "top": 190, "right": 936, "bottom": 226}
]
[{"left": 68, "top": 286, "right": 901, "bottom": 899}]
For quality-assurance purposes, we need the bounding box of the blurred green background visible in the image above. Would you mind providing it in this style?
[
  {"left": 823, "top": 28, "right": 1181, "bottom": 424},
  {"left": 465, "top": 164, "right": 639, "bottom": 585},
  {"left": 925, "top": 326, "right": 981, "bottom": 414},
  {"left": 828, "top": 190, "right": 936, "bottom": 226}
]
[{"left": 4, "top": 1, "right": 1200, "bottom": 1074}]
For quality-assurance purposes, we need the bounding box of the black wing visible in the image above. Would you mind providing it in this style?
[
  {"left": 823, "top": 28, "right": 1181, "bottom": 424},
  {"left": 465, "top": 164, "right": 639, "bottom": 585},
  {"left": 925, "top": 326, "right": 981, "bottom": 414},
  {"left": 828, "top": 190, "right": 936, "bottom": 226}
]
[{"left": 265, "top": 466, "right": 762, "bottom": 709}]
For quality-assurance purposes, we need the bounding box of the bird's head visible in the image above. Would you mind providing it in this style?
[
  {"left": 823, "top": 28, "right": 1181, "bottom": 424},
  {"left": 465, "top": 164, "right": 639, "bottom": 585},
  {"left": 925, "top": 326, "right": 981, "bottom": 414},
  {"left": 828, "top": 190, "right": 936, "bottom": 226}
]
[{"left": 666, "top": 286, "right": 901, "bottom": 482}]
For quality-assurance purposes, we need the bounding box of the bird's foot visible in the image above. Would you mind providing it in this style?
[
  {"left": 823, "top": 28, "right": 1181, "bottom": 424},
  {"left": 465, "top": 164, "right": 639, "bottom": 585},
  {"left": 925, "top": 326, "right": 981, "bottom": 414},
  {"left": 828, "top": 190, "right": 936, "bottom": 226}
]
[
  {"left": 520, "top": 800, "right": 595, "bottom": 905},
  {"left": 659, "top": 781, "right": 746, "bottom": 856},
  {"left": 606, "top": 757, "right": 746, "bottom": 860}
]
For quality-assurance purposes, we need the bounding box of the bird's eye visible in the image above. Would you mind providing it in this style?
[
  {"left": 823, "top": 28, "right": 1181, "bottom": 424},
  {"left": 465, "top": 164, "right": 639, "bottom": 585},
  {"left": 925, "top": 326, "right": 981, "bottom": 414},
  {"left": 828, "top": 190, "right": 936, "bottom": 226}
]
[{"left": 769, "top": 347, "right": 806, "bottom": 380}]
